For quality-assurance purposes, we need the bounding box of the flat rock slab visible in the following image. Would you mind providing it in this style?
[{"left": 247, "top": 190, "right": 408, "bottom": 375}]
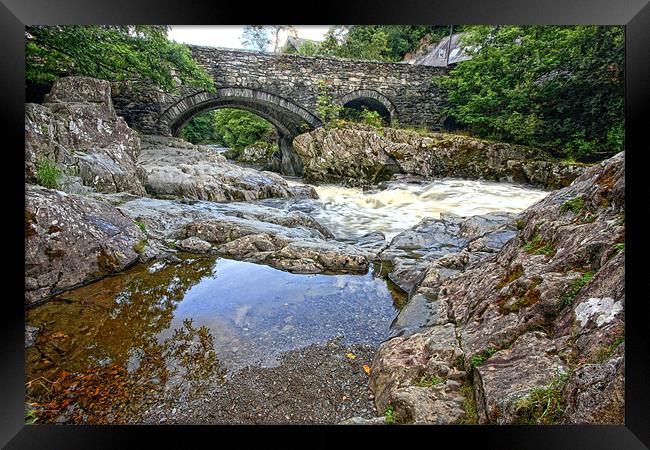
[{"left": 139, "top": 135, "right": 310, "bottom": 202}]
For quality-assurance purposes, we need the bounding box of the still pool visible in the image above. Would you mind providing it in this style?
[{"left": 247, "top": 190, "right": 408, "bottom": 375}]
[{"left": 26, "top": 255, "right": 400, "bottom": 386}]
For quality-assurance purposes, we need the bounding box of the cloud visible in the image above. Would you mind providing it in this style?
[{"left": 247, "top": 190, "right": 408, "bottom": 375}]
[{"left": 168, "top": 25, "right": 332, "bottom": 51}]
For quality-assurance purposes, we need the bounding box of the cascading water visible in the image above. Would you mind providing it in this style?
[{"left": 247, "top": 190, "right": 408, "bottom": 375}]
[{"left": 260, "top": 177, "right": 549, "bottom": 241}]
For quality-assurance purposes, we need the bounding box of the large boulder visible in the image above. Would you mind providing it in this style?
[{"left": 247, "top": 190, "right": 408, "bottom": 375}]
[
  {"left": 25, "top": 76, "right": 146, "bottom": 195},
  {"left": 378, "top": 211, "right": 516, "bottom": 294},
  {"left": 293, "top": 124, "right": 587, "bottom": 188},
  {"left": 25, "top": 185, "right": 146, "bottom": 306}
]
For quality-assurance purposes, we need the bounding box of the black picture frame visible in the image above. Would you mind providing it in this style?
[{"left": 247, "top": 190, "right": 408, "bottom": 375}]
[{"left": 3, "top": 0, "right": 649, "bottom": 447}]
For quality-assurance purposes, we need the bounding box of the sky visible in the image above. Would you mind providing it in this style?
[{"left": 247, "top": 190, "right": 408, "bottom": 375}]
[{"left": 168, "top": 26, "right": 332, "bottom": 52}]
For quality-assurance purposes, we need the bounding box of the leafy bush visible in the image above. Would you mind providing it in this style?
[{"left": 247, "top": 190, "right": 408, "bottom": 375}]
[
  {"left": 36, "top": 158, "right": 62, "bottom": 189},
  {"left": 360, "top": 107, "right": 384, "bottom": 128},
  {"left": 179, "top": 111, "right": 219, "bottom": 144},
  {"left": 212, "top": 109, "right": 276, "bottom": 150},
  {"left": 316, "top": 80, "right": 343, "bottom": 125}
]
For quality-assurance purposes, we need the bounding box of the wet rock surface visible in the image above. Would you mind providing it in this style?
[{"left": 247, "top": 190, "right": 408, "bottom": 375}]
[
  {"left": 293, "top": 124, "right": 587, "bottom": 189},
  {"left": 139, "top": 135, "right": 306, "bottom": 202},
  {"left": 379, "top": 211, "right": 516, "bottom": 294},
  {"left": 109, "top": 195, "right": 375, "bottom": 274}
]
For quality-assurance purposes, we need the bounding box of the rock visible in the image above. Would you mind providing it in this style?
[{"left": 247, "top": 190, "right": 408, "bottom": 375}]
[
  {"left": 473, "top": 331, "right": 568, "bottom": 424},
  {"left": 293, "top": 124, "right": 587, "bottom": 188},
  {"left": 369, "top": 322, "right": 463, "bottom": 421},
  {"left": 25, "top": 77, "right": 146, "bottom": 195},
  {"left": 25, "top": 185, "right": 145, "bottom": 305},
  {"left": 177, "top": 237, "right": 212, "bottom": 253},
  {"left": 369, "top": 152, "right": 625, "bottom": 424},
  {"left": 389, "top": 293, "right": 449, "bottom": 339},
  {"left": 138, "top": 135, "right": 304, "bottom": 202},
  {"left": 339, "top": 416, "right": 387, "bottom": 425},
  {"left": 25, "top": 326, "right": 39, "bottom": 348},
  {"left": 226, "top": 143, "right": 275, "bottom": 165},
  {"left": 379, "top": 211, "right": 515, "bottom": 293},
  {"left": 562, "top": 346, "right": 624, "bottom": 424},
  {"left": 112, "top": 195, "right": 372, "bottom": 274},
  {"left": 391, "top": 383, "right": 466, "bottom": 424},
  {"left": 293, "top": 126, "right": 401, "bottom": 185},
  {"left": 287, "top": 184, "right": 319, "bottom": 199}
]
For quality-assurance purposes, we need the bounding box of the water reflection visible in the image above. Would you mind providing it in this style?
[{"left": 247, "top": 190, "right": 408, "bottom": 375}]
[{"left": 26, "top": 255, "right": 398, "bottom": 423}]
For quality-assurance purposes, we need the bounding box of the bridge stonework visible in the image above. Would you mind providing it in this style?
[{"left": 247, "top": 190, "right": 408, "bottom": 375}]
[{"left": 112, "top": 46, "right": 449, "bottom": 175}]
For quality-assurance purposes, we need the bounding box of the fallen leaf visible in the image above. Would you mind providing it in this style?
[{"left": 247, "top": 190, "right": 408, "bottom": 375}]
[
  {"left": 345, "top": 353, "right": 357, "bottom": 360},
  {"left": 51, "top": 332, "right": 68, "bottom": 340},
  {"left": 362, "top": 364, "right": 371, "bottom": 375}
]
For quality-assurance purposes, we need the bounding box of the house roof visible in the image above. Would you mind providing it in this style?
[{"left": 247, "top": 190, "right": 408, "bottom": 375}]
[{"left": 282, "top": 36, "right": 322, "bottom": 51}]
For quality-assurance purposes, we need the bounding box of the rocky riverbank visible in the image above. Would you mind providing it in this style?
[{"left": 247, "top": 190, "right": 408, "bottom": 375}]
[
  {"left": 293, "top": 124, "right": 588, "bottom": 189},
  {"left": 24, "top": 76, "right": 623, "bottom": 425},
  {"left": 367, "top": 152, "right": 624, "bottom": 424}
]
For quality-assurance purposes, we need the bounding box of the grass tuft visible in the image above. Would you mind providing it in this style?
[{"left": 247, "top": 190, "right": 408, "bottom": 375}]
[
  {"left": 512, "top": 372, "right": 569, "bottom": 424},
  {"left": 384, "top": 405, "right": 395, "bottom": 425},
  {"left": 36, "top": 157, "right": 62, "bottom": 189},
  {"left": 560, "top": 196, "right": 585, "bottom": 214},
  {"left": 412, "top": 375, "right": 444, "bottom": 387},
  {"left": 557, "top": 271, "right": 594, "bottom": 309},
  {"left": 470, "top": 347, "right": 498, "bottom": 371}
]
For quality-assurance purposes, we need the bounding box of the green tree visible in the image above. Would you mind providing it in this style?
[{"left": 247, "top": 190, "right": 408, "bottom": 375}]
[
  {"left": 241, "top": 26, "right": 298, "bottom": 52},
  {"left": 179, "top": 111, "right": 219, "bottom": 144},
  {"left": 440, "top": 25, "right": 624, "bottom": 159},
  {"left": 299, "top": 26, "right": 457, "bottom": 62},
  {"left": 240, "top": 26, "right": 270, "bottom": 51},
  {"left": 25, "top": 26, "right": 214, "bottom": 92},
  {"left": 212, "top": 109, "right": 276, "bottom": 149}
]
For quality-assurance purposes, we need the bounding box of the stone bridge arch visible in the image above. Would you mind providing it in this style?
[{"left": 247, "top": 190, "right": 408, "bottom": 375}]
[
  {"left": 335, "top": 89, "right": 398, "bottom": 124},
  {"left": 159, "top": 87, "right": 322, "bottom": 138},
  {"left": 156, "top": 87, "right": 323, "bottom": 175}
]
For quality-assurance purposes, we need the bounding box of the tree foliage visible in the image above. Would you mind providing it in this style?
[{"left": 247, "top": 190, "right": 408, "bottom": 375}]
[
  {"left": 26, "top": 25, "right": 215, "bottom": 92},
  {"left": 441, "top": 25, "right": 624, "bottom": 159},
  {"left": 241, "top": 25, "right": 297, "bottom": 52},
  {"left": 240, "top": 26, "right": 270, "bottom": 52},
  {"left": 179, "top": 111, "right": 219, "bottom": 144},
  {"left": 212, "top": 109, "right": 276, "bottom": 150},
  {"left": 294, "top": 26, "right": 455, "bottom": 62}
]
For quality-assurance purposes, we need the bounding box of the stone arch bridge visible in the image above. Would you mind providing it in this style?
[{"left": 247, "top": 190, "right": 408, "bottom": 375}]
[{"left": 112, "top": 46, "right": 448, "bottom": 175}]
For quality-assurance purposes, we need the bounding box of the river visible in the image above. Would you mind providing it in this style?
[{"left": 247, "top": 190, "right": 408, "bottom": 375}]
[{"left": 25, "top": 174, "right": 549, "bottom": 424}]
